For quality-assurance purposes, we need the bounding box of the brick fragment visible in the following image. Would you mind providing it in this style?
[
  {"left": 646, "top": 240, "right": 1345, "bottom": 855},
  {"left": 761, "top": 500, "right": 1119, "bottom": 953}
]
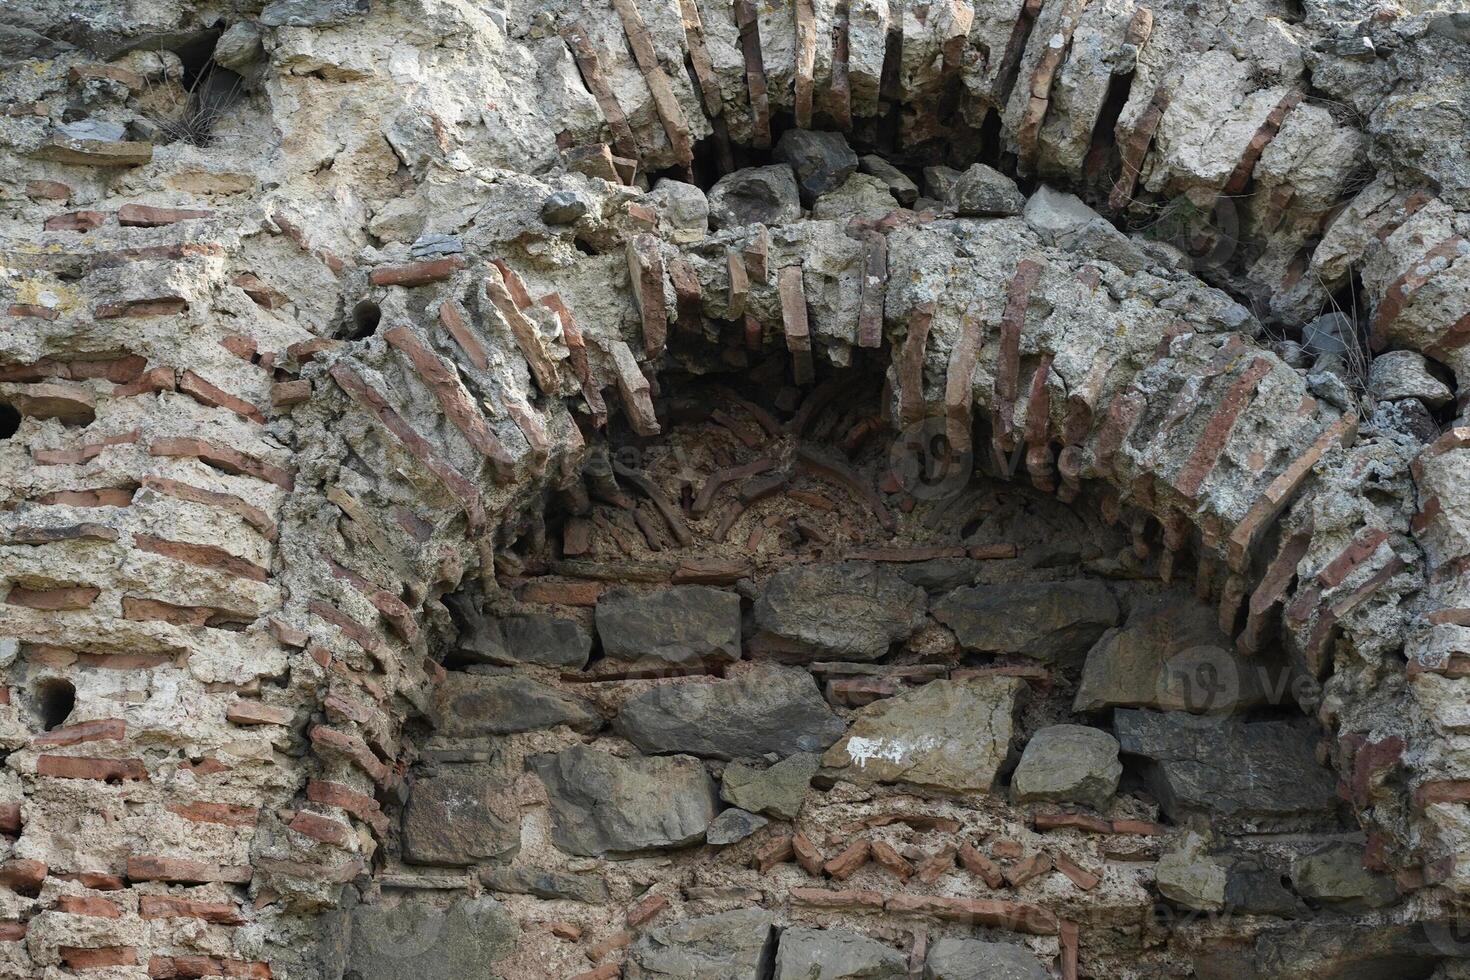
[
  {"left": 177, "top": 369, "right": 264, "bottom": 422},
  {"left": 38, "top": 755, "right": 147, "bottom": 782},
  {"left": 484, "top": 267, "right": 561, "bottom": 395},
  {"left": 824, "top": 838, "right": 871, "bottom": 880},
  {"left": 560, "top": 24, "right": 639, "bottom": 161},
  {"left": 0, "top": 859, "right": 47, "bottom": 893},
  {"left": 227, "top": 701, "right": 294, "bottom": 726},
  {"left": 753, "top": 835, "right": 796, "bottom": 873},
  {"left": 792, "top": 832, "right": 825, "bottom": 876},
  {"left": 60, "top": 946, "right": 137, "bottom": 969},
  {"left": 915, "top": 845, "right": 957, "bottom": 885},
  {"left": 733, "top": 0, "right": 772, "bottom": 146},
  {"left": 603, "top": 338, "right": 660, "bottom": 437},
  {"left": 126, "top": 855, "right": 252, "bottom": 884},
  {"left": 149, "top": 437, "right": 294, "bottom": 490},
  {"left": 309, "top": 725, "right": 390, "bottom": 785},
  {"left": 1032, "top": 812, "right": 1113, "bottom": 834},
  {"left": 0, "top": 922, "right": 24, "bottom": 941},
  {"left": 1173, "top": 357, "right": 1272, "bottom": 498},
  {"left": 117, "top": 203, "right": 214, "bottom": 226},
  {"left": 368, "top": 256, "right": 465, "bottom": 287},
  {"left": 790, "top": 886, "right": 886, "bottom": 910},
  {"left": 289, "top": 810, "right": 354, "bottom": 847},
  {"left": 550, "top": 921, "right": 583, "bottom": 940},
  {"left": 571, "top": 965, "right": 622, "bottom": 980},
  {"left": 307, "top": 779, "right": 391, "bottom": 837},
  {"left": 140, "top": 476, "right": 276, "bottom": 541},
  {"left": 585, "top": 930, "right": 633, "bottom": 963},
  {"left": 166, "top": 801, "right": 259, "bottom": 827},
  {"left": 26, "top": 179, "right": 71, "bottom": 201},
  {"left": 778, "top": 265, "right": 814, "bottom": 385},
  {"left": 44, "top": 210, "right": 106, "bottom": 231},
  {"left": 95, "top": 297, "right": 188, "bottom": 318},
  {"left": 6, "top": 381, "right": 96, "bottom": 423},
  {"left": 882, "top": 894, "right": 1059, "bottom": 935},
  {"left": 957, "top": 843, "right": 1005, "bottom": 888},
  {"left": 626, "top": 892, "right": 668, "bottom": 928},
  {"left": 132, "top": 533, "right": 269, "bottom": 582},
  {"left": 139, "top": 895, "right": 244, "bottom": 924},
  {"left": 34, "top": 718, "right": 125, "bottom": 747},
  {"left": 871, "top": 840, "right": 913, "bottom": 879},
  {"left": 54, "top": 894, "right": 121, "bottom": 917}
]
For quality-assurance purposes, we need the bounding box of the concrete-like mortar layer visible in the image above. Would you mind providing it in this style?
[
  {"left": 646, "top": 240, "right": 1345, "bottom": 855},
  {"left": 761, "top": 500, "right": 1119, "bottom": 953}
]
[{"left": 1, "top": 0, "right": 1469, "bottom": 976}]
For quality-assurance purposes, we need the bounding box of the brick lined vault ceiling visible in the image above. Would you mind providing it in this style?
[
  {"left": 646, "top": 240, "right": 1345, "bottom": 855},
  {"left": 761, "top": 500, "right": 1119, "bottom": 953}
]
[{"left": 1, "top": 0, "right": 1469, "bottom": 977}]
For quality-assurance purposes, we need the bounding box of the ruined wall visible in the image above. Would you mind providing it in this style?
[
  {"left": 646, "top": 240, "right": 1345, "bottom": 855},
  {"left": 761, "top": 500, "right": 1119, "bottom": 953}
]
[{"left": 1, "top": 0, "right": 1469, "bottom": 977}]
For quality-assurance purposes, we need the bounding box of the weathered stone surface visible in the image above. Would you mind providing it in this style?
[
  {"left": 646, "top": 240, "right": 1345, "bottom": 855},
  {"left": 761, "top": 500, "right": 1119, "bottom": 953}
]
[
  {"left": 949, "top": 163, "right": 1026, "bottom": 216},
  {"left": 531, "top": 745, "right": 718, "bottom": 856},
  {"left": 1011, "top": 724, "right": 1121, "bottom": 809},
  {"left": 933, "top": 581, "right": 1119, "bottom": 662},
  {"left": 649, "top": 178, "right": 710, "bottom": 242},
  {"left": 616, "top": 664, "right": 845, "bottom": 760},
  {"left": 1074, "top": 596, "right": 1275, "bottom": 714},
  {"left": 1113, "top": 710, "right": 1339, "bottom": 829},
  {"left": 1247, "top": 923, "right": 1447, "bottom": 980},
  {"left": 859, "top": 154, "right": 918, "bottom": 205},
  {"left": 774, "top": 926, "right": 906, "bottom": 979},
  {"left": 706, "top": 808, "right": 768, "bottom": 845},
  {"left": 502, "top": 614, "right": 593, "bottom": 669},
  {"left": 541, "top": 190, "right": 588, "bottom": 225},
  {"left": 479, "top": 865, "right": 610, "bottom": 904},
  {"left": 773, "top": 130, "right": 860, "bottom": 204},
  {"left": 434, "top": 673, "right": 599, "bottom": 736},
  {"left": 347, "top": 896, "right": 517, "bottom": 980},
  {"left": 753, "top": 562, "right": 928, "bottom": 661},
  {"left": 1157, "top": 835, "right": 1228, "bottom": 911},
  {"left": 625, "top": 908, "right": 777, "bottom": 979},
  {"left": 402, "top": 773, "right": 520, "bottom": 867},
  {"left": 1288, "top": 843, "right": 1398, "bottom": 909},
  {"left": 822, "top": 676, "right": 1024, "bottom": 793},
  {"left": 1369, "top": 349, "right": 1454, "bottom": 406},
  {"left": 261, "top": 0, "right": 368, "bottom": 27},
  {"left": 596, "top": 586, "right": 743, "bottom": 667},
  {"left": 708, "top": 165, "right": 802, "bottom": 229},
  {"left": 721, "top": 753, "right": 820, "bottom": 819},
  {"left": 1225, "top": 860, "right": 1305, "bottom": 918},
  {"left": 923, "top": 938, "right": 1051, "bottom": 980}
]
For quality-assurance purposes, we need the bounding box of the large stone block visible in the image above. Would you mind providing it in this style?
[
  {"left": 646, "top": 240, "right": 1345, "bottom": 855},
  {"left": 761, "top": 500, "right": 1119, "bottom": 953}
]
[
  {"left": 753, "top": 562, "right": 928, "bottom": 661},
  {"left": 1011, "top": 724, "right": 1122, "bottom": 810},
  {"left": 923, "top": 937, "right": 1051, "bottom": 980},
  {"left": 626, "top": 908, "right": 777, "bottom": 979},
  {"left": 774, "top": 927, "right": 906, "bottom": 979},
  {"left": 531, "top": 745, "right": 718, "bottom": 856},
  {"left": 933, "top": 580, "right": 1118, "bottom": 662},
  {"left": 721, "top": 753, "right": 821, "bottom": 819},
  {"left": 616, "top": 663, "right": 845, "bottom": 760},
  {"left": 401, "top": 772, "right": 520, "bottom": 867},
  {"left": 595, "top": 586, "right": 743, "bottom": 667},
  {"left": 822, "top": 676, "right": 1024, "bottom": 793},
  {"left": 1074, "top": 595, "right": 1277, "bottom": 714},
  {"left": 433, "top": 673, "right": 599, "bottom": 736},
  {"left": 1113, "top": 709, "right": 1339, "bottom": 829},
  {"left": 708, "top": 165, "right": 803, "bottom": 230},
  {"left": 346, "top": 896, "right": 517, "bottom": 980}
]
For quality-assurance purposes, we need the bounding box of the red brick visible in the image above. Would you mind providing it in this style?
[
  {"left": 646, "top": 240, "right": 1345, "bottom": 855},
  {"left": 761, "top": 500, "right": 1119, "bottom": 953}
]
[
  {"left": 915, "top": 845, "right": 957, "bottom": 885},
  {"left": 753, "top": 835, "right": 796, "bottom": 873},
  {"left": 44, "top": 210, "right": 106, "bottom": 232},
  {"left": 520, "top": 579, "right": 606, "bottom": 606},
  {"left": 1109, "top": 819, "right": 1165, "bottom": 836},
  {"left": 368, "top": 256, "right": 465, "bottom": 287},
  {"left": 625, "top": 892, "right": 668, "bottom": 928},
  {"left": 149, "top": 954, "right": 272, "bottom": 978},
  {"left": 140, "top": 476, "right": 276, "bottom": 541},
  {"left": 122, "top": 597, "right": 230, "bottom": 627},
  {"left": 570, "top": 965, "right": 622, "bottom": 980},
  {"left": 38, "top": 755, "right": 147, "bottom": 782},
  {"left": 626, "top": 234, "right": 668, "bottom": 358},
  {"left": 438, "top": 299, "right": 489, "bottom": 370},
  {"left": 117, "top": 204, "right": 213, "bottom": 226},
  {"left": 177, "top": 370, "right": 264, "bottom": 422},
  {"left": 54, "top": 894, "right": 121, "bottom": 917},
  {"left": 1032, "top": 812, "right": 1114, "bottom": 834},
  {"left": 288, "top": 810, "right": 353, "bottom": 847},
  {"left": 149, "top": 437, "right": 294, "bottom": 490},
  {"left": 56, "top": 872, "right": 124, "bottom": 891},
  {"left": 227, "top": 701, "right": 294, "bottom": 726},
  {"left": 309, "top": 725, "right": 390, "bottom": 784},
  {"left": 7, "top": 522, "right": 118, "bottom": 544},
  {"left": 7, "top": 303, "right": 59, "bottom": 319},
  {"left": 483, "top": 267, "right": 561, "bottom": 395},
  {"left": 957, "top": 844, "right": 1004, "bottom": 888},
  {"left": 61, "top": 946, "right": 137, "bottom": 969},
  {"left": 25, "top": 180, "right": 71, "bottom": 201},
  {"left": 132, "top": 534, "right": 268, "bottom": 582},
  {"left": 306, "top": 780, "right": 390, "bottom": 837},
  {"left": 1173, "top": 357, "right": 1272, "bottom": 498},
  {"left": 1052, "top": 853, "right": 1100, "bottom": 891},
  {"left": 870, "top": 840, "right": 913, "bottom": 879},
  {"left": 0, "top": 922, "right": 24, "bottom": 941},
  {"left": 139, "top": 895, "right": 244, "bottom": 924},
  {"left": 34, "top": 486, "right": 136, "bottom": 507},
  {"left": 34, "top": 718, "right": 125, "bottom": 747},
  {"left": 166, "top": 801, "right": 259, "bottom": 827},
  {"left": 883, "top": 894, "right": 1059, "bottom": 935},
  {"left": 584, "top": 929, "right": 633, "bottom": 963},
  {"left": 8, "top": 569, "right": 107, "bottom": 598},
  {"left": 95, "top": 297, "right": 189, "bottom": 318},
  {"left": 32, "top": 428, "right": 140, "bottom": 465},
  {"left": 0, "top": 804, "right": 19, "bottom": 835},
  {"left": 126, "top": 856, "right": 251, "bottom": 885},
  {"left": 789, "top": 886, "right": 886, "bottom": 910},
  {"left": 0, "top": 858, "right": 46, "bottom": 893},
  {"left": 824, "top": 838, "right": 871, "bottom": 880}
]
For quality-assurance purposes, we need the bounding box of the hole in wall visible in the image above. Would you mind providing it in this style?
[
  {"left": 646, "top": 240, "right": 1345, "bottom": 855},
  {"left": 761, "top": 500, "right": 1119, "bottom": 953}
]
[
  {"left": 35, "top": 678, "right": 76, "bottom": 731},
  {"left": 349, "top": 300, "right": 382, "bottom": 340},
  {"left": 0, "top": 404, "right": 20, "bottom": 440}
]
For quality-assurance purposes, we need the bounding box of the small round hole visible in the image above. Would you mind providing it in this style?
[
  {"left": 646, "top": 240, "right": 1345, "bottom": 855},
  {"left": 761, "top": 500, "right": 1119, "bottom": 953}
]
[
  {"left": 0, "top": 404, "right": 20, "bottom": 440},
  {"left": 35, "top": 678, "right": 75, "bottom": 731},
  {"left": 349, "top": 300, "right": 382, "bottom": 339}
]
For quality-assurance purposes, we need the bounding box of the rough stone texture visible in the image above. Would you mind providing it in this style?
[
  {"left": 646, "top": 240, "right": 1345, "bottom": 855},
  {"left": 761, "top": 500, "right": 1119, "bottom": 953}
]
[
  {"left": 923, "top": 938, "right": 1051, "bottom": 980},
  {"left": 1114, "top": 710, "right": 1339, "bottom": 830},
  {"left": 753, "top": 562, "right": 928, "bottom": 660},
  {"left": 773, "top": 130, "right": 860, "bottom": 204},
  {"left": 949, "top": 163, "right": 1026, "bottom": 216},
  {"left": 774, "top": 926, "right": 906, "bottom": 979},
  {"left": 933, "top": 581, "right": 1119, "bottom": 662},
  {"left": 1074, "top": 594, "right": 1277, "bottom": 714},
  {"left": 346, "top": 896, "right": 518, "bottom": 980},
  {"left": 531, "top": 745, "right": 718, "bottom": 856},
  {"left": 708, "top": 165, "right": 803, "bottom": 229},
  {"left": 596, "top": 585, "right": 743, "bottom": 667},
  {"left": 1289, "top": 843, "right": 1398, "bottom": 909},
  {"left": 706, "top": 807, "right": 768, "bottom": 845},
  {"left": 434, "top": 673, "right": 599, "bottom": 736},
  {"left": 823, "top": 677, "right": 1024, "bottom": 793},
  {"left": 721, "top": 752, "right": 820, "bottom": 819},
  {"left": 616, "top": 663, "right": 844, "bottom": 760},
  {"left": 1156, "top": 834, "right": 1229, "bottom": 911},
  {"left": 1011, "top": 724, "right": 1122, "bottom": 809},
  {"left": 625, "top": 909, "right": 777, "bottom": 979},
  {"left": 401, "top": 772, "right": 520, "bottom": 867}
]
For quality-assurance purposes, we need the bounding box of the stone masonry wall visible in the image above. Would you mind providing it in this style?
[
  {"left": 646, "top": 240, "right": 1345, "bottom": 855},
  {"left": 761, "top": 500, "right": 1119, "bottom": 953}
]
[{"left": 1, "top": 0, "right": 1469, "bottom": 977}]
